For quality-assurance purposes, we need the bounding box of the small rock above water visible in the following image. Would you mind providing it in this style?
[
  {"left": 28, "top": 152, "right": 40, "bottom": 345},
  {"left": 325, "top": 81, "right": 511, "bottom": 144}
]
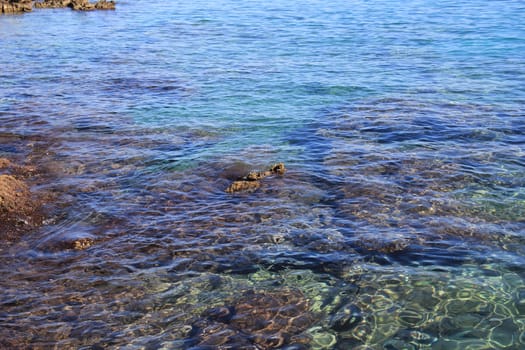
[
  {"left": 0, "top": 158, "right": 43, "bottom": 242},
  {"left": 226, "top": 163, "right": 286, "bottom": 193}
]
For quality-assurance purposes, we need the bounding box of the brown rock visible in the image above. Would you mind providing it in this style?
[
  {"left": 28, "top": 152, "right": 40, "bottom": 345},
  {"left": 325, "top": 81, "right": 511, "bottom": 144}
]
[
  {"left": 0, "top": 0, "right": 32, "bottom": 14},
  {"left": 270, "top": 162, "right": 286, "bottom": 175},
  {"left": 226, "top": 180, "right": 261, "bottom": 193},
  {"left": 70, "top": 0, "right": 94, "bottom": 10},
  {"left": 0, "top": 158, "right": 12, "bottom": 169},
  {"left": 34, "top": 0, "right": 69, "bottom": 8},
  {"left": 94, "top": 0, "right": 114, "bottom": 10},
  {"left": 34, "top": 0, "right": 115, "bottom": 10},
  {"left": 0, "top": 171, "right": 43, "bottom": 241},
  {"left": 225, "top": 163, "right": 286, "bottom": 193},
  {"left": 0, "top": 175, "right": 32, "bottom": 216},
  {"left": 73, "top": 238, "right": 95, "bottom": 250}
]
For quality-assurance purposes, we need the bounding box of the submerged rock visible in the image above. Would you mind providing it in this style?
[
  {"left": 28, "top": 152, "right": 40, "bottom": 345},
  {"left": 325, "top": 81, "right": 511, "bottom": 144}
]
[
  {"left": 0, "top": 157, "right": 37, "bottom": 177},
  {"left": 329, "top": 303, "right": 362, "bottom": 332},
  {"left": 0, "top": 0, "right": 32, "bottom": 14},
  {"left": 355, "top": 237, "right": 410, "bottom": 254},
  {"left": 226, "top": 163, "right": 286, "bottom": 193},
  {"left": 189, "top": 288, "right": 315, "bottom": 349}
]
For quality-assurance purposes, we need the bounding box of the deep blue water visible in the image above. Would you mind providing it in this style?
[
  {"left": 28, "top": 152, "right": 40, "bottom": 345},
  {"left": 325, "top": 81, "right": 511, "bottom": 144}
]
[{"left": 1, "top": 1, "right": 524, "bottom": 349}]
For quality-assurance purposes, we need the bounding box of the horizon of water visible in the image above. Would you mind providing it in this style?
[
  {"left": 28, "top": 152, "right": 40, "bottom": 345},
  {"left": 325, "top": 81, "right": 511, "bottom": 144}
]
[{"left": 1, "top": 0, "right": 525, "bottom": 349}]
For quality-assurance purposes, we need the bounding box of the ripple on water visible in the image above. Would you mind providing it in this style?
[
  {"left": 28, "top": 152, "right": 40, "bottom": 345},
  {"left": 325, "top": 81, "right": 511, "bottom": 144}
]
[
  {"left": 1, "top": 101, "right": 524, "bottom": 348},
  {"left": 1, "top": 1, "right": 525, "bottom": 348},
  {"left": 333, "top": 263, "right": 524, "bottom": 349}
]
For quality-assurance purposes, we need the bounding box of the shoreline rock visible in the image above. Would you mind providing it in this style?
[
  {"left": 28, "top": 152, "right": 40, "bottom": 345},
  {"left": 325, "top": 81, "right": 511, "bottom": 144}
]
[
  {"left": 34, "top": 0, "right": 115, "bottom": 11},
  {"left": 1, "top": 0, "right": 115, "bottom": 14},
  {"left": 1, "top": 0, "right": 32, "bottom": 14}
]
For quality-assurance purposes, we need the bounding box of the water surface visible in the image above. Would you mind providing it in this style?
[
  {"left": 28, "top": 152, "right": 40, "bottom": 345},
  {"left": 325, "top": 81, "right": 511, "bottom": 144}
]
[{"left": 1, "top": 0, "right": 524, "bottom": 349}]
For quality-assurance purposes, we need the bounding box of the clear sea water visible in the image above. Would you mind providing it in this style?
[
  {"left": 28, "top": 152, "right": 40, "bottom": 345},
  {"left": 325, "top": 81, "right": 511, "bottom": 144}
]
[{"left": 1, "top": 0, "right": 524, "bottom": 349}]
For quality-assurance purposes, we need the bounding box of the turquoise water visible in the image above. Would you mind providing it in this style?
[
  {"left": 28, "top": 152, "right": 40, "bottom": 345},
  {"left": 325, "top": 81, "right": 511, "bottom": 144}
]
[{"left": 1, "top": 0, "right": 524, "bottom": 348}]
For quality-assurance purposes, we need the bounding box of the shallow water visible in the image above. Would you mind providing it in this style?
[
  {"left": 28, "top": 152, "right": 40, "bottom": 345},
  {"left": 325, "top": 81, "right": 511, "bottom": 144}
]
[{"left": 1, "top": 0, "right": 524, "bottom": 349}]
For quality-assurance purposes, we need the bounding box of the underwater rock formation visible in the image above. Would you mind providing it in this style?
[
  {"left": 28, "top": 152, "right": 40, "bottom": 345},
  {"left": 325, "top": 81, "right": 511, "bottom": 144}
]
[
  {"left": 0, "top": 0, "right": 32, "bottom": 13},
  {"left": 355, "top": 237, "right": 410, "bottom": 254},
  {"left": 189, "top": 288, "right": 315, "bottom": 349},
  {"left": 34, "top": 0, "right": 115, "bottom": 10},
  {"left": 226, "top": 163, "right": 286, "bottom": 193}
]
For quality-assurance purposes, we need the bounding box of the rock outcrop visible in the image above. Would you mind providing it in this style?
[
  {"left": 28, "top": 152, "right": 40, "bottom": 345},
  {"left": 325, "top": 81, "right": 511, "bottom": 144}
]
[
  {"left": 34, "top": 0, "right": 115, "bottom": 10},
  {"left": 0, "top": 0, "right": 32, "bottom": 14},
  {"left": 0, "top": 158, "right": 43, "bottom": 242},
  {"left": 92, "top": 0, "right": 113, "bottom": 10},
  {"left": 0, "top": 175, "right": 33, "bottom": 219},
  {"left": 33, "top": 0, "right": 65, "bottom": 8},
  {"left": 226, "top": 163, "right": 286, "bottom": 193},
  {"left": 1, "top": 0, "right": 115, "bottom": 14}
]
